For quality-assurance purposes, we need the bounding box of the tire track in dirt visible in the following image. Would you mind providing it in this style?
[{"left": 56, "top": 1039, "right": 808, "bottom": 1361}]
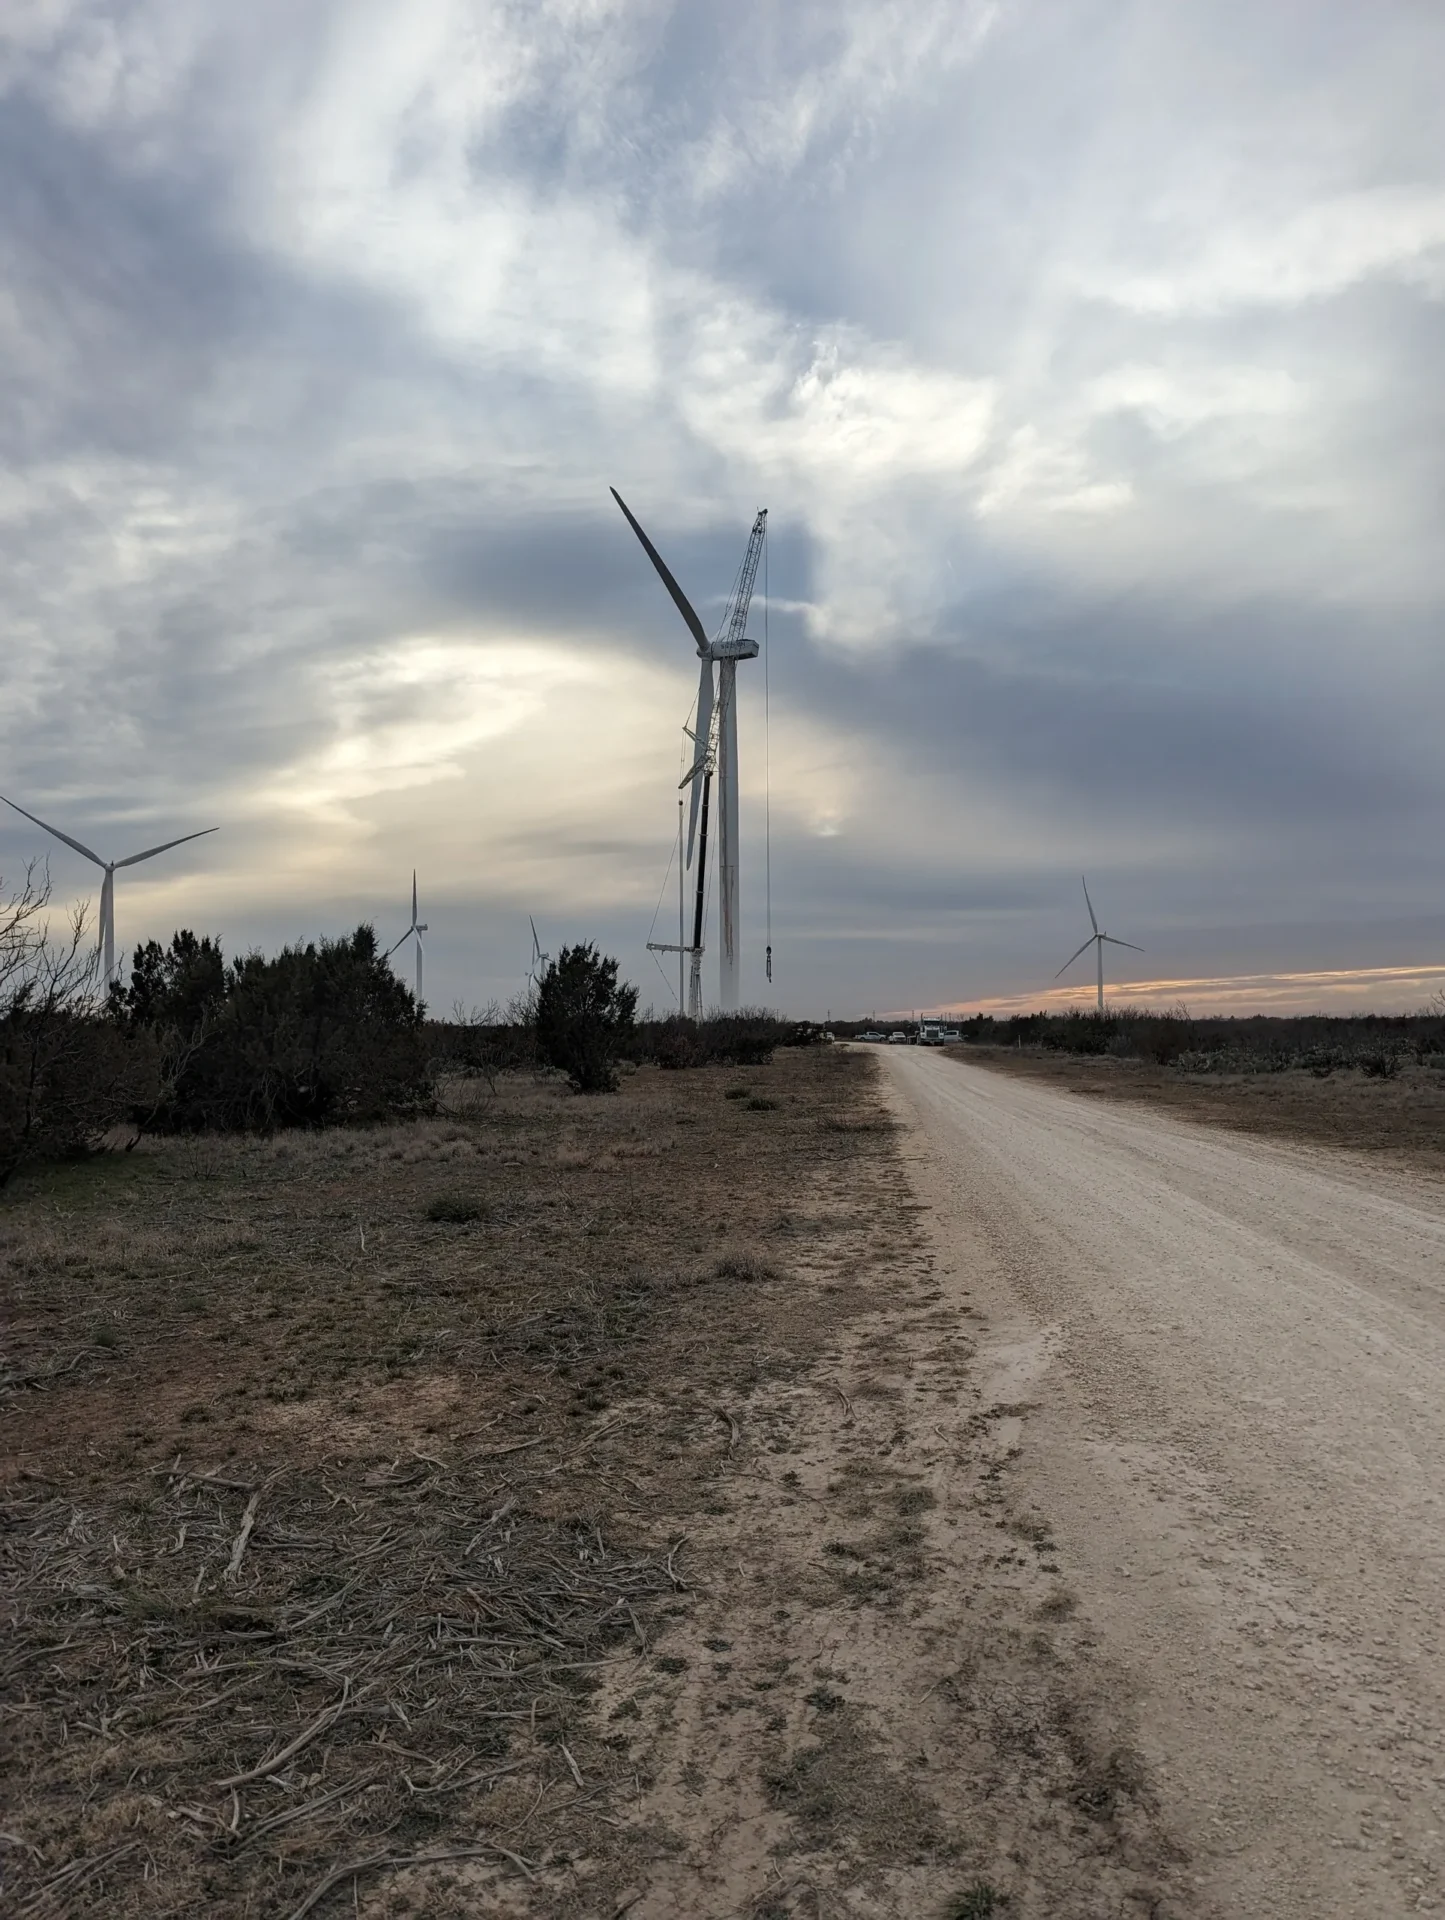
[{"left": 602, "top": 1090, "right": 1194, "bottom": 1918}]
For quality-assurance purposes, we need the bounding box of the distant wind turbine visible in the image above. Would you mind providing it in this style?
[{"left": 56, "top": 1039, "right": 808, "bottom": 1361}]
[
  {"left": 528, "top": 917, "right": 550, "bottom": 991},
  {"left": 1055, "top": 877, "right": 1143, "bottom": 1014},
  {"left": 387, "top": 871, "right": 428, "bottom": 1003},
  {"left": 2, "top": 795, "right": 217, "bottom": 988}
]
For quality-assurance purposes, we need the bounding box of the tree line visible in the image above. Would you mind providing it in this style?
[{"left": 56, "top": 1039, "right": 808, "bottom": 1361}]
[{"left": 0, "top": 870, "right": 793, "bottom": 1185}]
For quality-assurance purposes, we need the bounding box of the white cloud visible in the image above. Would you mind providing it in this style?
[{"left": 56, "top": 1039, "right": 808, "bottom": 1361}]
[
  {"left": 1084, "top": 364, "right": 1304, "bottom": 436},
  {"left": 975, "top": 424, "right": 1133, "bottom": 521},
  {"left": 1094, "top": 187, "right": 1445, "bottom": 316}
]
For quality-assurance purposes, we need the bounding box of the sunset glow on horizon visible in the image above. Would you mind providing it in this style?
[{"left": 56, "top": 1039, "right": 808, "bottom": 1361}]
[{"left": 891, "top": 964, "right": 1445, "bottom": 1021}]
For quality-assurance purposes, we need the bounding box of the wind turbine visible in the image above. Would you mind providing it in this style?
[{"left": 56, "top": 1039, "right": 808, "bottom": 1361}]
[
  {"left": 2, "top": 795, "right": 217, "bottom": 988},
  {"left": 1056, "top": 877, "right": 1143, "bottom": 1014},
  {"left": 387, "top": 871, "right": 427, "bottom": 1003},
  {"left": 611, "top": 488, "right": 765, "bottom": 1013},
  {"left": 528, "top": 917, "right": 550, "bottom": 991}
]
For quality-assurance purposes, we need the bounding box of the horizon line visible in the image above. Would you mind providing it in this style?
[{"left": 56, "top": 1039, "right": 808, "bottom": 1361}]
[{"left": 880, "top": 961, "right": 1445, "bottom": 1020}]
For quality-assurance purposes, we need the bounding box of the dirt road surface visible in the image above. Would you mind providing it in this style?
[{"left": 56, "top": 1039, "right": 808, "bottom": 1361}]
[{"left": 883, "top": 1046, "right": 1445, "bottom": 1919}]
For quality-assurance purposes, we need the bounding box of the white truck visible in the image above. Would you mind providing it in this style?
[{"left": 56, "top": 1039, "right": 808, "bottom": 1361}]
[{"left": 917, "top": 1017, "right": 961, "bottom": 1047}]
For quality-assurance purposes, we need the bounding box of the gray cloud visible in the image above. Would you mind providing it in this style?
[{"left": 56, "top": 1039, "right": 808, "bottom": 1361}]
[{"left": 1, "top": 0, "right": 1443, "bottom": 1016}]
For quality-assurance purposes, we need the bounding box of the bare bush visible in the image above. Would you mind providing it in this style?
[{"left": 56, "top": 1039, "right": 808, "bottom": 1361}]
[{"left": 0, "top": 867, "right": 158, "bottom": 1185}]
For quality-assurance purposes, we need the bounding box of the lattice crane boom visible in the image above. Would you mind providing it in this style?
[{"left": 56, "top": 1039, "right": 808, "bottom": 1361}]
[{"left": 717, "top": 511, "right": 767, "bottom": 653}]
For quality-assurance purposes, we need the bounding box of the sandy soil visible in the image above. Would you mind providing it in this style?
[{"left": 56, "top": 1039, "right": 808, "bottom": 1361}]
[{"left": 883, "top": 1046, "right": 1445, "bottom": 1919}]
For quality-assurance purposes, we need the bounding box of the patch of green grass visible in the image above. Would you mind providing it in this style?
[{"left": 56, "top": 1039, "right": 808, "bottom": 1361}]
[
  {"left": 948, "top": 1885, "right": 1001, "bottom": 1919},
  {"left": 92, "top": 1325, "right": 119, "bottom": 1349},
  {"left": 745, "top": 1096, "right": 779, "bottom": 1112},
  {"left": 724, "top": 1085, "right": 750, "bottom": 1100}
]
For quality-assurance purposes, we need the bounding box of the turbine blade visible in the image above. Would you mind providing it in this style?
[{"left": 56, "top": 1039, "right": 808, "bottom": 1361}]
[
  {"left": 610, "top": 487, "right": 710, "bottom": 656},
  {"left": 530, "top": 915, "right": 541, "bottom": 961},
  {"left": 1102, "top": 937, "right": 1144, "bottom": 953},
  {"left": 1, "top": 795, "right": 105, "bottom": 868},
  {"left": 685, "top": 658, "right": 715, "bottom": 863},
  {"left": 412, "top": 870, "right": 418, "bottom": 922},
  {"left": 1081, "top": 876, "right": 1098, "bottom": 935},
  {"left": 1055, "top": 935, "right": 1097, "bottom": 979},
  {"left": 113, "top": 826, "right": 218, "bottom": 870}
]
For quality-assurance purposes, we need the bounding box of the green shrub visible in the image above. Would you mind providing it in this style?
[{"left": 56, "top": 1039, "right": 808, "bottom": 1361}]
[
  {"left": 114, "top": 926, "right": 429, "bottom": 1132},
  {"left": 642, "top": 1010, "right": 789, "bottom": 1069},
  {"left": 957, "top": 1008, "right": 1440, "bottom": 1078},
  {"left": 1358, "top": 1049, "right": 1401, "bottom": 1080},
  {"left": 534, "top": 944, "right": 638, "bottom": 1094}
]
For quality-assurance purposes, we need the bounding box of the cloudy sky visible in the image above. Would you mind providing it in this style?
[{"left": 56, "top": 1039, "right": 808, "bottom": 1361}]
[{"left": 3, "top": 0, "right": 1444, "bottom": 1017}]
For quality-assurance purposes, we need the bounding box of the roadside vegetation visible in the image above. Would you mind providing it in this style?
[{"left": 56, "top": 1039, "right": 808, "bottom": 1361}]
[
  {"left": 938, "top": 1006, "right": 1445, "bottom": 1161},
  {"left": 833, "top": 1005, "right": 1445, "bottom": 1078},
  {"left": 949, "top": 1005, "right": 1445, "bottom": 1076},
  {"left": 1, "top": 869, "right": 802, "bottom": 1188}
]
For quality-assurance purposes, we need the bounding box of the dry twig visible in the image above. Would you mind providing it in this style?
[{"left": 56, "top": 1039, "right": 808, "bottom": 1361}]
[{"left": 288, "top": 1841, "right": 536, "bottom": 1920}]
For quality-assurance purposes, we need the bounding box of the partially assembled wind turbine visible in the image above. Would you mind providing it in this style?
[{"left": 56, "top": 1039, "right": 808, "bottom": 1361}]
[
  {"left": 612, "top": 488, "right": 765, "bottom": 1013},
  {"left": 1056, "top": 877, "right": 1143, "bottom": 1014},
  {"left": 388, "top": 871, "right": 428, "bottom": 1003},
  {"left": 2, "top": 795, "right": 217, "bottom": 988}
]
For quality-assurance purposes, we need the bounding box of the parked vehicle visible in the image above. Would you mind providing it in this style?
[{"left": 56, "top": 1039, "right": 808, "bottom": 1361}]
[{"left": 917, "top": 1017, "right": 963, "bottom": 1047}]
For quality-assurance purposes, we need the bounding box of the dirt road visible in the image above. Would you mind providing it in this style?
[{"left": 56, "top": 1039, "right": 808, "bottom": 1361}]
[{"left": 883, "top": 1047, "right": 1445, "bottom": 1919}]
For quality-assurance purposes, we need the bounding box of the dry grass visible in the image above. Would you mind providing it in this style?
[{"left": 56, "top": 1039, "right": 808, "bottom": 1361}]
[
  {"left": 0, "top": 1049, "right": 899, "bottom": 1916},
  {"left": 958, "top": 1044, "right": 1445, "bottom": 1165},
  {"left": 1, "top": 1045, "right": 1192, "bottom": 1917}
]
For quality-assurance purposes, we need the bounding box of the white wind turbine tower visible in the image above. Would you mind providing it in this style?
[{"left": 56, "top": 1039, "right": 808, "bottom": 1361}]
[
  {"left": 1056, "top": 877, "right": 1143, "bottom": 1014},
  {"left": 612, "top": 488, "right": 766, "bottom": 1014},
  {"left": 2, "top": 795, "right": 217, "bottom": 988},
  {"left": 388, "top": 871, "right": 428, "bottom": 1002}
]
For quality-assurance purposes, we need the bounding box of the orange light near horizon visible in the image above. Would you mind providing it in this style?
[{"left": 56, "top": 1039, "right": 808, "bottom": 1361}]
[{"left": 887, "top": 962, "right": 1445, "bottom": 1020}]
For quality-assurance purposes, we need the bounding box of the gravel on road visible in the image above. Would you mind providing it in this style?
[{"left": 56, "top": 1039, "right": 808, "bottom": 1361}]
[{"left": 884, "top": 1046, "right": 1445, "bottom": 1920}]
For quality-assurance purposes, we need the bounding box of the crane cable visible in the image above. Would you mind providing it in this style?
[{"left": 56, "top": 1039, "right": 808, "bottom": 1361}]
[{"left": 764, "top": 518, "right": 772, "bottom": 988}]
